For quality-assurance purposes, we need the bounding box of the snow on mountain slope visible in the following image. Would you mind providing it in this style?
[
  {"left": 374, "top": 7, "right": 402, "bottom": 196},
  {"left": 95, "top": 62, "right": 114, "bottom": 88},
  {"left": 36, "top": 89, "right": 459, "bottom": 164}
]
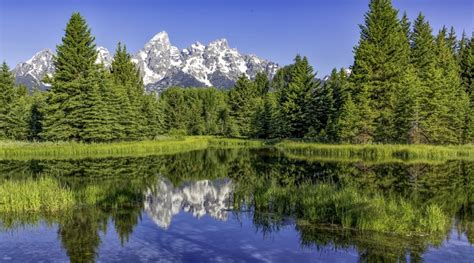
[{"left": 13, "top": 31, "right": 279, "bottom": 93}]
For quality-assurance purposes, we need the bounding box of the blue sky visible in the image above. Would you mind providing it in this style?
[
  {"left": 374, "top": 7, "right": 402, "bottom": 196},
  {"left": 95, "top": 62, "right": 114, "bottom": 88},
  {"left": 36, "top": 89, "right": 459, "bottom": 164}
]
[{"left": 1, "top": 0, "right": 472, "bottom": 76}]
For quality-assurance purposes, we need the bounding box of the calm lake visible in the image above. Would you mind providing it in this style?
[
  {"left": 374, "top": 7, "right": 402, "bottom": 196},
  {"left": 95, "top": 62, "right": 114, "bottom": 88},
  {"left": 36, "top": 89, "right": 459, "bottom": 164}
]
[{"left": 0, "top": 148, "right": 473, "bottom": 262}]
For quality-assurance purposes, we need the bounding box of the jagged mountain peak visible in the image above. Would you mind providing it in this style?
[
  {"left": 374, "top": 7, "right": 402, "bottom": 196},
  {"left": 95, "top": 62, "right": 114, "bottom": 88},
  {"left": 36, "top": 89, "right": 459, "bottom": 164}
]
[
  {"left": 208, "top": 38, "right": 229, "bottom": 49},
  {"left": 14, "top": 49, "right": 55, "bottom": 90},
  {"left": 13, "top": 32, "right": 279, "bottom": 93},
  {"left": 24, "top": 49, "right": 54, "bottom": 64},
  {"left": 149, "top": 31, "right": 170, "bottom": 43}
]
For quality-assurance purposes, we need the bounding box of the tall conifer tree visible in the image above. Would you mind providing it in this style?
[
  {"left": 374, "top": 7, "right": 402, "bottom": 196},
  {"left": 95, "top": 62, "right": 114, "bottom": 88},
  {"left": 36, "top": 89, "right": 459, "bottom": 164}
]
[
  {"left": 42, "top": 12, "right": 106, "bottom": 141},
  {"left": 350, "top": 0, "right": 410, "bottom": 142}
]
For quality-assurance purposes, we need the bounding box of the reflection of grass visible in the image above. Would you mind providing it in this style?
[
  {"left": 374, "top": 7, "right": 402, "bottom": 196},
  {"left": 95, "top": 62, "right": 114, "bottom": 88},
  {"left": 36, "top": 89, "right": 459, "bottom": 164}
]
[
  {"left": 277, "top": 141, "right": 474, "bottom": 162},
  {"left": 250, "top": 181, "right": 450, "bottom": 236},
  {"left": 0, "top": 177, "right": 74, "bottom": 212}
]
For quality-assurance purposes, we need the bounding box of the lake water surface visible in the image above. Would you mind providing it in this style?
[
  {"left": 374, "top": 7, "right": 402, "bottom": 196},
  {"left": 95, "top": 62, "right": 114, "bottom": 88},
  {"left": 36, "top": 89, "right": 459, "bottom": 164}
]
[{"left": 0, "top": 148, "right": 473, "bottom": 262}]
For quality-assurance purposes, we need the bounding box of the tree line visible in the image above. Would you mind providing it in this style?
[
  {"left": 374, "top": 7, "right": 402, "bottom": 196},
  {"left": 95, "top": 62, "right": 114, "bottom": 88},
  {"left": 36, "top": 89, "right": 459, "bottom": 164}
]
[{"left": 0, "top": 0, "right": 472, "bottom": 144}]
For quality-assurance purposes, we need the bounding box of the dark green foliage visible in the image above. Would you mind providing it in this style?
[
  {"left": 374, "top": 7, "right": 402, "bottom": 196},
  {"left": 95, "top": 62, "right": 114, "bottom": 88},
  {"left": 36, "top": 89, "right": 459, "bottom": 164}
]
[
  {"left": 41, "top": 13, "right": 103, "bottom": 141},
  {"left": 459, "top": 33, "right": 474, "bottom": 143},
  {"left": 254, "top": 72, "right": 270, "bottom": 96},
  {"left": 0, "top": 62, "right": 17, "bottom": 139},
  {"left": 349, "top": 0, "right": 410, "bottom": 143},
  {"left": 110, "top": 43, "right": 149, "bottom": 140},
  {"left": 160, "top": 87, "right": 229, "bottom": 136},
  {"left": 227, "top": 75, "right": 261, "bottom": 136},
  {"left": 277, "top": 55, "right": 320, "bottom": 138}
]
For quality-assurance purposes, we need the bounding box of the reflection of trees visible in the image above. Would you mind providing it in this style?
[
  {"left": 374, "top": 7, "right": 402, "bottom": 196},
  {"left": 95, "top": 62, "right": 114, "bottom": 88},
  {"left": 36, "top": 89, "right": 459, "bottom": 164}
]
[
  {"left": 0, "top": 149, "right": 473, "bottom": 262},
  {"left": 228, "top": 153, "right": 474, "bottom": 260}
]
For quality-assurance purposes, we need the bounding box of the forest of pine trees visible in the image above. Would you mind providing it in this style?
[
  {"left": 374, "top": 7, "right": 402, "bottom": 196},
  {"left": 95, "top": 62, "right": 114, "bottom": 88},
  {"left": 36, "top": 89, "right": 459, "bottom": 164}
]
[{"left": 0, "top": 0, "right": 473, "bottom": 144}]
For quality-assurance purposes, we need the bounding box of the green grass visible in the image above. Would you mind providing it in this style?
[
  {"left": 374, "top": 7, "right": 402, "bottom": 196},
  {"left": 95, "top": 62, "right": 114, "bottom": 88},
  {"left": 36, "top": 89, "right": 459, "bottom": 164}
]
[
  {"left": 1, "top": 136, "right": 473, "bottom": 162},
  {"left": 0, "top": 136, "right": 210, "bottom": 160},
  {"left": 276, "top": 140, "right": 474, "bottom": 162},
  {"left": 0, "top": 177, "right": 74, "bottom": 213}
]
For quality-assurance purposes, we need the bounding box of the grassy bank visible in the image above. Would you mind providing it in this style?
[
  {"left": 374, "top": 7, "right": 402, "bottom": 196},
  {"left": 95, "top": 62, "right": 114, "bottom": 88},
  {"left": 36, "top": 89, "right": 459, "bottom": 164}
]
[
  {"left": 276, "top": 141, "right": 474, "bottom": 162},
  {"left": 1, "top": 136, "right": 473, "bottom": 161},
  {"left": 0, "top": 137, "right": 211, "bottom": 160}
]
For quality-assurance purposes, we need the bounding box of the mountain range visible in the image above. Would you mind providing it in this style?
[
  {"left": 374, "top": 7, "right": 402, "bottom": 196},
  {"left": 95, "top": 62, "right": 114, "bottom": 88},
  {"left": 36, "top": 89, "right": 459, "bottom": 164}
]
[{"left": 13, "top": 31, "right": 279, "bottom": 93}]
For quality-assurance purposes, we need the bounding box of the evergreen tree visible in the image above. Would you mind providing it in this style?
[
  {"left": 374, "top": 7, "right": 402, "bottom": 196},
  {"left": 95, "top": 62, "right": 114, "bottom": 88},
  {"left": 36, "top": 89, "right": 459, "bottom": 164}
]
[
  {"left": 410, "top": 14, "right": 446, "bottom": 144},
  {"left": 458, "top": 33, "right": 473, "bottom": 143},
  {"left": 110, "top": 43, "right": 147, "bottom": 140},
  {"left": 161, "top": 88, "right": 189, "bottom": 134},
  {"left": 446, "top": 26, "right": 458, "bottom": 54},
  {"left": 4, "top": 86, "right": 31, "bottom": 140},
  {"left": 0, "top": 62, "right": 16, "bottom": 139},
  {"left": 431, "top": 28, "right": 469, "bottom": 144},
  {"left": 254, "top": 72, "right": 270, "bottom": 96},
  {"left": 393, "top": 66, "right": 424, "bottom": 143},
  {"left": 350, "top": 0, "right": 410, "bottom": 142},
  {"left": 279, "top": 55, "right": 319, "bottom": 138},
  {"left": 41, "top": 12, "right": 105, "bottom": 141},
  {"left": 227, "top": 75, "right": 260, "bottom": 136},
  {"left": 336, "top": 94, "right": 359, "bottom": 143},
  {"left": 28, "top": 88, "right": 46, "bottom": 141}
]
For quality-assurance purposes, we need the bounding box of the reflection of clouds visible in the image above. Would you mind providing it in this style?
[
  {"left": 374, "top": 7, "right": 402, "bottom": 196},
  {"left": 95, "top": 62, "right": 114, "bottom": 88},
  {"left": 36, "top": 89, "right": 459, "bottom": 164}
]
[{"left": 144, "top": 177, "right": 233, "bottom": 229}]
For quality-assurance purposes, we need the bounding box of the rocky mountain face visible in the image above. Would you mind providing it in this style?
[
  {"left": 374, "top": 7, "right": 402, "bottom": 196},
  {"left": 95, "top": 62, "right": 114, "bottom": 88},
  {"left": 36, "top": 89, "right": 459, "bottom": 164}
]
[
  {"left": 13, "top": 31, "right": 278, "bottom": 93},
  {"left": 144, "top": 177, "right": 233, "bottom": 229},
  {"left": 13, "top": 49, "right": 55, "bottom": 90},
  {"left": 133, "top": 31, "right": 278, "bottom": 93}
]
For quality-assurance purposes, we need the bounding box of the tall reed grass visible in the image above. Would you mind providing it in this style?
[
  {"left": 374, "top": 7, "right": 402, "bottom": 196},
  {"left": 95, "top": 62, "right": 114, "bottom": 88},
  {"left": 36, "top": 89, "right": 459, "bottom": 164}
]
[
  {"left": 276, "top": 141, "right": 474, "bottom": 162},
  {"left": 0, "top": 177, "right": 74, "bottom": 212}
]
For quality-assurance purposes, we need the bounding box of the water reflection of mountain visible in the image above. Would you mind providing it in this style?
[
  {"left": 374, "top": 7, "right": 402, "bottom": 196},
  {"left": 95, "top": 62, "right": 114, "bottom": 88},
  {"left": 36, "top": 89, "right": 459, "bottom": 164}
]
[{"left": 145, "top": 177, "right": 233, "bottom": 229}]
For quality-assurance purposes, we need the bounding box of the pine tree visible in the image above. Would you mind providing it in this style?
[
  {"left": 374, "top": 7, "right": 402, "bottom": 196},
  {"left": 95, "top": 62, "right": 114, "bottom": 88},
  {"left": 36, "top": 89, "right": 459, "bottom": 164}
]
[
  {"left": 254, "top": 72, "right": 270, "bottom": 96},
  {"left": 394, "top": 66, "right": 424, "bottom": 143},
  {"left": 446, "top": 26, "right": 458, "bottom": 54},
  {"left": 336, "top": 94, "right": 359, "bottom": 143},
  {"left": 0, "top": 62, "right": 16, "bottom": 139},
  {"left": 458, "top": 33, "right": 473, "bottom": 143},
  {"left": 141, "top": 93, "right": 163, "bottom": 139},
  {"left": 323, "top": 69, "right": 352, "bottom": 141},
  {"left": 227, "top": 75, "right": 260, "bottom": 136},
  {"left": 350, "top": 0, "right": 410, "bottom": 142},
  {"left": 28, "top": 88, "right": 46, "bottom": 141},
  {"left": 161, "top": 88, "right": 189, "bottom": 134},
  {"left": 110, "top": 43, "right": 147, "bottom": 140},
  {"left": 279, "top": 55, "right": 319, "bottom": 138},
  {"left": 409, "top": 14, "right": 443, "bottom": 144},
  {"left": 41, "top": 12, "right": 104, "bottom": 141},
  {"left": 79, "top": 66, "right": 115, "bottom": 142},
  {"left": 4, "top": 85, "right": 31, "bottom": 140},
  {"left": 431, "top": 28, "right": 469, "bottom": 144}
]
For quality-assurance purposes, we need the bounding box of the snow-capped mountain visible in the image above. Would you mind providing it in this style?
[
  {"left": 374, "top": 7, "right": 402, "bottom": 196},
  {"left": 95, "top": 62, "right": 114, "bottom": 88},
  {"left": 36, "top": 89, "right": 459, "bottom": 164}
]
[
  {"left": 144, "top": 177, "right": 233, "bottom": 229},
  {"left": 134, "top": 31, "right": 278, "bottom": 92},
  {"left": 13, "top": 49, "right": 55, "bottom": 90},
  {"left": 13, "top": 47, "right": 112, "bottom": 90},
  {"left": 13, "top": 31, "right": 278, "bottom": 92}
]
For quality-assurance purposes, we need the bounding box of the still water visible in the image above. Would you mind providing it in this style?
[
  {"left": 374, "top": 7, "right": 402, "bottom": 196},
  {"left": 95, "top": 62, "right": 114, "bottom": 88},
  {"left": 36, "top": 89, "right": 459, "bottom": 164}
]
[{"left": 0, "top": 148, "right": 472, "bottom": 262}]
